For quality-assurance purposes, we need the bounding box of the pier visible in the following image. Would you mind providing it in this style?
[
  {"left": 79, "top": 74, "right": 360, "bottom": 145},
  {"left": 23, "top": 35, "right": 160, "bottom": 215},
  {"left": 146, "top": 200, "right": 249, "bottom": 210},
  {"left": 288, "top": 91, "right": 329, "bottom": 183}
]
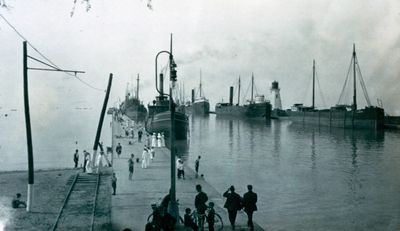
[{"left": 110, "top": 116, "right": 264, "bottom": 230}]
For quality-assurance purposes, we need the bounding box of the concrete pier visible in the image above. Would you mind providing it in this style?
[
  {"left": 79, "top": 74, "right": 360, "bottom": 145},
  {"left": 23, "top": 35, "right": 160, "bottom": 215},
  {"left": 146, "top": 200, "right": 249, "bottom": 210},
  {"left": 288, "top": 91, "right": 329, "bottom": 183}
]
[{"left": 110, "top": 117, "right": 264, "bottom": 230}]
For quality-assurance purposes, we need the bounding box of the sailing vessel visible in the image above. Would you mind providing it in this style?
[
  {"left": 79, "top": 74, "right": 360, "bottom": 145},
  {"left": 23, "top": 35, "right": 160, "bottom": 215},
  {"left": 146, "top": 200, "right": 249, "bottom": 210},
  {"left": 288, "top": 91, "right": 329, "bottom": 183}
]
[
  {"left": 120, "top": 74, "right": 147, "bottom": 122},
  {"left": 288, "top": 45, "right": 384, "bottom": 130},
  {"left": 215, "top": 74, "right": 272, "bottom": 119}
]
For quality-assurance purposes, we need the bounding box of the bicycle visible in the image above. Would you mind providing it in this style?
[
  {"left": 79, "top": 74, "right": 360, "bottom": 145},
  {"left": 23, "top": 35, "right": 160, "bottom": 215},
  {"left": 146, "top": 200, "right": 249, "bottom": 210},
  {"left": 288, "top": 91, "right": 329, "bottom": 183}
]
[
  {"left": 146, "top": 203, "right": 184, "bottom": 228},
  {"left": 191, "top": 208, "right": 223, "bottom": 231}
]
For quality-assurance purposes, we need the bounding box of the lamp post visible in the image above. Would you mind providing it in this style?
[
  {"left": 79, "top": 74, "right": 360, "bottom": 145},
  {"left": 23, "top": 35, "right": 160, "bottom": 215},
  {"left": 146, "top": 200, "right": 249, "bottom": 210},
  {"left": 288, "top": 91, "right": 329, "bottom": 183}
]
[{"left": 154, "top": 36, "right": 179, "bottom": 220}]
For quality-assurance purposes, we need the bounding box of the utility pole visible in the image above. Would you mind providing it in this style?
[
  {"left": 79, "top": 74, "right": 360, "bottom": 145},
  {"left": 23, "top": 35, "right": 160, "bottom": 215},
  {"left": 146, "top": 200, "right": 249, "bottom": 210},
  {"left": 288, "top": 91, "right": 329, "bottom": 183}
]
[
  {"left": 92, "top": 74, "right": 113, "bottom": 173},
  {"left": 23, "top": 41, "right": 34, "bottom": 212},
  {"left": 22, "top": 41, "right": 84, "bottom": 212}
]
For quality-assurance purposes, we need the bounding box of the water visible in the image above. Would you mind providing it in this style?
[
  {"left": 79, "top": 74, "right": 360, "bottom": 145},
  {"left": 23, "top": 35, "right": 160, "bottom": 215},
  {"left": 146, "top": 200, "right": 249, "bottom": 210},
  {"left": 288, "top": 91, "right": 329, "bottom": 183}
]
[
  {"left": 0, "top": 108, "right": 111, "bottom": 171},
  {"left": 1, "top": 110, "right": 400, "bottom": 230},
  {"left": 184, "top": 115, "right": 400, "bottom": 230}
]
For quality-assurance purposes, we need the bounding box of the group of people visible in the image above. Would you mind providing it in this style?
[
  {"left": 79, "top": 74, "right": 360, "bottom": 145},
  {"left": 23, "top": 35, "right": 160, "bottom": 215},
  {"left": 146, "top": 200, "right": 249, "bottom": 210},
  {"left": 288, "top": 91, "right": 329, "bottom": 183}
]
[
  {"left": 72, "top": 149, "right": 92, "bottom": 173},
  {"left": 182, "top": 184, "right": 257, "bottom": 231},
  {"left": 223, "top": 185, "right": 258, "bottom": 230},
  {"left": 141, "top": 146, "right": 155, "bottom": 169}
]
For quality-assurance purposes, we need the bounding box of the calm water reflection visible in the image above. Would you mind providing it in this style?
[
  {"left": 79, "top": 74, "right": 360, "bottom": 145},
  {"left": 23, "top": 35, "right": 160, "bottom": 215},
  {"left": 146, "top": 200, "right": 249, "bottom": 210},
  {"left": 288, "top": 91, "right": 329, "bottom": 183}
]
[{"left": 185, "top": 115, "right": 400, "bottom": 230}]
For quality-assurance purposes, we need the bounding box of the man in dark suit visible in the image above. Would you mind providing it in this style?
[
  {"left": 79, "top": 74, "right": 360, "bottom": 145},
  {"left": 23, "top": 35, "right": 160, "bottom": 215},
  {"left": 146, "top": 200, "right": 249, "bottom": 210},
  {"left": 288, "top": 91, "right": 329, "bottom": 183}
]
[
  {"left": 242, "top": 185, "right": 258, "bottom": 231},
  {"left": 223, "top": 185, "right": 242, "bottom": 230}
]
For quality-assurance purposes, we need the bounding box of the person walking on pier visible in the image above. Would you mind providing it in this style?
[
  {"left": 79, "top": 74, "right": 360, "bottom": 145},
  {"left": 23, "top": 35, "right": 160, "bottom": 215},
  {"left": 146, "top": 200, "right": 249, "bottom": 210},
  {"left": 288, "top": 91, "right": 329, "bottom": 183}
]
[
  {"left": 116, "top": 143, "right": 122, "bottom": 158},
  {"left": 73, "top": 149, "right": 79, "bottom": 168},
  {"left": 138, "top": 130, "right": 143, "bottom": 142},
  {"left": 194, "top": 184, "right": 208, "bottom": 229},
  {"left": 223, "top": 185, "right": 242, "bottom": 230},
  {"left": 243, "top": 185, "right": 257, "bottom": 231},
  {"left": 142, "top": 147, "right": 148, "bottom": 168},
  {"left": 195, "top": 156, "right": 201, "bottom": 178},
  {"left": 128, "top": 154, "right": 135, "bottom": 180},
  {"left": 177, "top": 158, "right": 185, "bottom": 179},
  {"left": 111, "top": 173, "right": 117, "bottom": 195}
]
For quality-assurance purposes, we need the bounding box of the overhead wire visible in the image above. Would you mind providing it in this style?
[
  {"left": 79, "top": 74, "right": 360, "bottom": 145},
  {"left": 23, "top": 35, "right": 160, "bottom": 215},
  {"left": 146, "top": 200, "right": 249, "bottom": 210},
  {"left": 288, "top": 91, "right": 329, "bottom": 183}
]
[{"left": 0, "top": 14, "right": 105, "bottom": 92}]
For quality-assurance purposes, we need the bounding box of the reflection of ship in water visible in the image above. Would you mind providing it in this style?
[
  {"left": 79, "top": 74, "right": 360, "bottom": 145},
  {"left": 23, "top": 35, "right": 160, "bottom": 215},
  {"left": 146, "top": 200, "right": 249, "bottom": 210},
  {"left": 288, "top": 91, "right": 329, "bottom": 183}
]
[
  {"left": 215, "top": 74, "right": 272, "bottom": 119},
  {"left": 146, "top": 73, "right": 189, "bottom": 140},
  {"left": 288, "top": 45, "right": 384, "bottom": 130},
  {"left": 120, "top": 74, "right": 147, "bottom": 122}
]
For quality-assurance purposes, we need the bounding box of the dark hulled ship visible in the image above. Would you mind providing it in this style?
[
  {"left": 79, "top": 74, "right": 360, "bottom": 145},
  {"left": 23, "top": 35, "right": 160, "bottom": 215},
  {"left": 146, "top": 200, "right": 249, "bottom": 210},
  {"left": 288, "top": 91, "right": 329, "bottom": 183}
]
[
  {"left": 146, "top": 73, "right": 188, "bottom": 140},
  {"left": 215, "top": 74, "right": 272, "bottom": 118},
  {"left": 192, "top": 71, "right": 210, "bottom": 115},
  {"left": 287, "top": 45, "right": 384, "bottom": 130},
  {"left": 121, "top": 75, "right": 147, "bottom": 122}
]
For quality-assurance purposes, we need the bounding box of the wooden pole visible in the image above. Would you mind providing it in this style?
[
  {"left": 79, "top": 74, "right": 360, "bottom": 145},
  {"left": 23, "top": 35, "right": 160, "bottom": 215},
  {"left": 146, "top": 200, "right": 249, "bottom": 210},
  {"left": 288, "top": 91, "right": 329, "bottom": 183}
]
[
  {"left": 91, "top": 74, "right": 113, "bottom": 172},
  {"left": 23, "top": 41, "right": 34, "bottom": 212}
]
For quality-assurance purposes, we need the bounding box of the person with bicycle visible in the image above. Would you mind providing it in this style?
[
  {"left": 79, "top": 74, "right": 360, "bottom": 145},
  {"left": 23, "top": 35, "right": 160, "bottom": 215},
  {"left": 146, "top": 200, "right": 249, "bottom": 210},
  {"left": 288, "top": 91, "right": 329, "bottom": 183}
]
[
  {"left": 184, "top": 208, "right": 198, "bottom": 231},
  {"left": 194, "top": 184, "right": 208, "bottom": 229},
  {"left": 207, "top": 202, "right": 216, "bottom": 231}
]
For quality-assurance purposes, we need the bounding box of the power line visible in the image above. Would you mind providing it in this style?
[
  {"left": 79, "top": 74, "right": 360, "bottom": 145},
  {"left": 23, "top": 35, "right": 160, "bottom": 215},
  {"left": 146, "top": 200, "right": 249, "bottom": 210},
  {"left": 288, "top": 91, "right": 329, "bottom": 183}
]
[{"left": 0, "top": 14, "right": 105, "bottom": 92}]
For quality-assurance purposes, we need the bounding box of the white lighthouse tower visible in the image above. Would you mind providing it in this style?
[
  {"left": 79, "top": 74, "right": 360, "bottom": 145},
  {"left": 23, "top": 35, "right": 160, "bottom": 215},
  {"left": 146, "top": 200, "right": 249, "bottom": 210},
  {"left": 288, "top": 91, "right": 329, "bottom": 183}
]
[{"left": 271, "top": 81, "right": 282, "bottom": 110}]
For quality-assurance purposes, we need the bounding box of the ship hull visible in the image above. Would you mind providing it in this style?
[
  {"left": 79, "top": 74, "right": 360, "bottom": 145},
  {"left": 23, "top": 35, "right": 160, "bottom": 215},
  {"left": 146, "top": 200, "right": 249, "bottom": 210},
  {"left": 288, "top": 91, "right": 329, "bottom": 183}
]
[
  {"left": 146, "top": 111, "right": 189, "bottom": 140},
  {"left": 215, "top": 102, "right": 272, "bottom": 118},
  {"left": 287, "top": 107, "right": 384, "bottom": 130},
  {"left": 193, "top": 101, "right": 210, "bottom": 115}
]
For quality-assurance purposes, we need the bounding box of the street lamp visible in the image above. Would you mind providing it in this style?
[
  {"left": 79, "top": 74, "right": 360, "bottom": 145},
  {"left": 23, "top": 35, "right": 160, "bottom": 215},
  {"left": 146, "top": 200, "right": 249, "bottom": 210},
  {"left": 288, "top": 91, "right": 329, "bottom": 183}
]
[{"left": 154, "top": 35, "right": 179, "bottom": 220}]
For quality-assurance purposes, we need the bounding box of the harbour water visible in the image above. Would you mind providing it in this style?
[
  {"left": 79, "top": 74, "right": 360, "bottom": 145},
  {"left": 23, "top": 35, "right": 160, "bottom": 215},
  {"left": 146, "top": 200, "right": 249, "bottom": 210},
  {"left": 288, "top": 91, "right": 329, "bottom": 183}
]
[{"left": 1, "top": 110, "right": 400, "bottom": 230}]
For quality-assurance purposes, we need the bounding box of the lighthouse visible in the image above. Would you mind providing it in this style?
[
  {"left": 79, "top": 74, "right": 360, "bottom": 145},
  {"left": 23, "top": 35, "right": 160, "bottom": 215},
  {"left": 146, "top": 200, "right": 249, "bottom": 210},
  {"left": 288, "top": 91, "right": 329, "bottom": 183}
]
[{"left": 271, "top": 81, "right": 282, "bottom": 110}]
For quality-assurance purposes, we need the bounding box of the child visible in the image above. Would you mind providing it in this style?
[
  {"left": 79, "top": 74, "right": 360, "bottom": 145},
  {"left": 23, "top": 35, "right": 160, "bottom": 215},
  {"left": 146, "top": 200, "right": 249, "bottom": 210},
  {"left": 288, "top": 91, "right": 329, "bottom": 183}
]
[
  {"left": 207, "top": 202, "right": 215, "bottom": 231},
  {"left": 184, "top": 208, "right": 198, "bottom": 231},
  {"left": 11, "top": 193, "right": 27, "bottom": 208}
]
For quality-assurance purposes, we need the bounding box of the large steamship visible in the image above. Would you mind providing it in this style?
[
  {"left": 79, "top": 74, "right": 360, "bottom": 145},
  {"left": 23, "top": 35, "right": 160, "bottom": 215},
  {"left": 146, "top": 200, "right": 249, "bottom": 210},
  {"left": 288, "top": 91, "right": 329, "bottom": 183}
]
[{"left": 215, "top": 74, "right": 272, "bottom": 118}]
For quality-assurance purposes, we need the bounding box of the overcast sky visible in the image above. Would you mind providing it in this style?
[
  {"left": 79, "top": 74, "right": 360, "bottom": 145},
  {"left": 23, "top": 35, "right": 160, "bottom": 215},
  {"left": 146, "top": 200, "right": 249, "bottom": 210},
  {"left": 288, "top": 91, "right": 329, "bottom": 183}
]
[{"left": 1, "top": 0, "right": 400, "bottom": 115}]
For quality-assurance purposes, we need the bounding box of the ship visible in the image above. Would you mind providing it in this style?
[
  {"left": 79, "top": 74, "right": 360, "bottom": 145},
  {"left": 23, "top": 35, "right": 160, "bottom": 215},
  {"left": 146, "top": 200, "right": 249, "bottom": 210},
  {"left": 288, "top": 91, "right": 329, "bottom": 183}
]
[
  {"left": 191, "top": 70, "right": 210, "bottom": 115},
  {"left": 120, "top": 74, "right": 147, "bottom": 122},
  {"left": 287, "top": 45, "right": 384, "bottom": 130},
  {"left": 215, "top": 74, "right": 272, "bottom": 119},
  {"left": 146, "top": 71, "right": 189, "bottom": 140}
]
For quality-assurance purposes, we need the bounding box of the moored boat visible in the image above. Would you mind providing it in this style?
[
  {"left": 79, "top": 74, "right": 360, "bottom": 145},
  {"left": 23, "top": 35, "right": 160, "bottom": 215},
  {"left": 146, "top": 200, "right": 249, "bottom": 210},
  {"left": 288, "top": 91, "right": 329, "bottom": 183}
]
[{"left": 287, "top": 45, "right": 384, "bottom": 130}]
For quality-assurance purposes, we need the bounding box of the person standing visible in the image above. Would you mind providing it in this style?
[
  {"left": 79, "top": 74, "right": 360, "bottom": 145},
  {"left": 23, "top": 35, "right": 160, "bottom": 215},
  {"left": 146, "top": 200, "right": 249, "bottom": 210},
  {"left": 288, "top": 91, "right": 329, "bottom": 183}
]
[
  {"left": 83, "top": 150, "right": 90, "bottom": 173},
  {"left": 176, "top": 159, "right": 184, "bottom": 179},
  {"left": 207, "top": 202, "right": 216, "bottom": 231},
  {"left": 138, "top": 130, "right": 143, "bottom": 142},
  {"left": 194, "top": 184, "right": 208, "bottom": 229},
  {"left": 145, "top": 147, "right": 151, "bottom": 167},
  {"left": 116, "top": 143, "right": 122, "bottom": 158},
  {"left": 242, "top": 185, "right": 257, "bottom": 231},
  {"left": 141, "top": 147, "right": 148, "bottom": 168},
  {"left": 150, "top": 146, "right": 155, "bottom": 160},
  {"left": 195, "top": 156, "right": 201, "bottom": 178},
  {"left": 73, "top": 149, "right": 79, "bottom": 168},
  {"left": 128, "top": 154, "right": 135, "bottom": 180},
  {"left": 111, "top": 173, "right": 117, "bottom": 195},
  {"left": 223, "top": 185, "right": 242, "bottom": 230}
]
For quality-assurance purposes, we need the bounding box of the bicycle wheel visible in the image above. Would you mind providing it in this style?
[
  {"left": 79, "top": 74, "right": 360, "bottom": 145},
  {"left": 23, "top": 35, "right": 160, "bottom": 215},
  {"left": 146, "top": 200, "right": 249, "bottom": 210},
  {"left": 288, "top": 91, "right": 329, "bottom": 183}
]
[
  {"left": 214, "top": 213, "right": 223, "bottom": 231},
  {"left": 147, "top": 213, "right": 153, "bottom": 222}
]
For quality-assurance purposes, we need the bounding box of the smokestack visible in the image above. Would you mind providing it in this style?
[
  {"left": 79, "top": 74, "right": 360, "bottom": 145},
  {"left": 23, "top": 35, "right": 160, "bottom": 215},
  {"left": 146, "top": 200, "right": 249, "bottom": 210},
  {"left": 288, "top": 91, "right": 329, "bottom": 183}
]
[
  {"left": 159, "top": 73, "right": 164, "bottom": 96},
  {"left": 191, "top": 89, "right": 195, "bottom": 103},
  {"left": 229, "top": 86, "right": 234, "bottom": 105}
]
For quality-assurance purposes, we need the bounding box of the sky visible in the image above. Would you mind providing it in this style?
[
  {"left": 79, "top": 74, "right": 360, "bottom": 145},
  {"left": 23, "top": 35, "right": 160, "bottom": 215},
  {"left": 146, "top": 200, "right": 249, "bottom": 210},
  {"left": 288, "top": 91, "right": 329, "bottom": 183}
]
[{"left": 0, "top": 0, "right": 400, "bottom": 115}]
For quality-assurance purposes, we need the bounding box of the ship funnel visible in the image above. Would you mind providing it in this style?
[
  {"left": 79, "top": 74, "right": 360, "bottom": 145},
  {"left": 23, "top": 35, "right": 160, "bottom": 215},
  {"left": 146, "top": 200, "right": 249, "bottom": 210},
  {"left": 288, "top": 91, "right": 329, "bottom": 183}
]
[
  {"left": 159, "top": 73, "right": 164, "bottom": 96},
  {"left": 191, "top": 89, "right": 195, "bottom": 103},
  {"left": 229, "top": 86, "right": 234, "bottom": 106}
]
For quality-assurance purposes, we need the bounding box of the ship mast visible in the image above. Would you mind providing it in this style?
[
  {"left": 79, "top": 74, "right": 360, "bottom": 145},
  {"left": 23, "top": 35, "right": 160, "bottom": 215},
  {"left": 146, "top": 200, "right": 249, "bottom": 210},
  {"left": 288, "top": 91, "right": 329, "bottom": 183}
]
[
  {"left": 251, "top": 72, "right": 254, "bottom": 104},
  {"left": 199, "top": 69, "right": 202, "bottom": 98},
  {"left": 238, "top": 76, "right": 241, "bottom": 105},
  {"left": 136, "top": 74, "right": 140, "bottom": 101},
  {"left": 312, "top": 60, "right": 315, "bottom": 110},
  {"left": 353, "top": 44, "right": 357, "bottom": 111}
]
